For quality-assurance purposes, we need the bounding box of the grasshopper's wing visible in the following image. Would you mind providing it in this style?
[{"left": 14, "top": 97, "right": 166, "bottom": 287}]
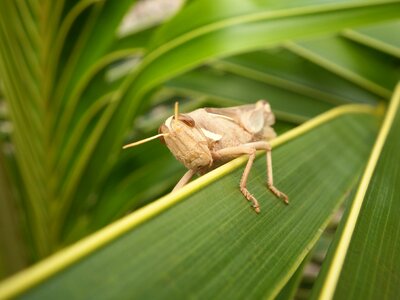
[{"left": 205, "top": 100, "right": 275, "bottom": 135}]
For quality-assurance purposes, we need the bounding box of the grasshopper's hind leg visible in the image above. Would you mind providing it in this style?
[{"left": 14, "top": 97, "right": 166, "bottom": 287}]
[
  {"left": 212, "top": 142, "right": 288, "bottom": 213},
  {"left": 213, "top": 146, "right": 260, "bottom": 213},
  {"left": 245, "top": 141, "right": 288, "bottom": 204},
  {"left": 266, "top": 149, "right": 288, "bottom": 203}
]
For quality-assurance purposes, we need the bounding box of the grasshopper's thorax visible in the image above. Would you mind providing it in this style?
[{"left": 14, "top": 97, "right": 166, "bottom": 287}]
[{"left": 159, "top": 115, "right": 213, "bottom": 171}]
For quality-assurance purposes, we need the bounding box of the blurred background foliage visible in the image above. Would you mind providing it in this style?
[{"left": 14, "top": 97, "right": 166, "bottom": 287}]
[{"left": 0, "top": 0, "right": 399, "bottom": 298}]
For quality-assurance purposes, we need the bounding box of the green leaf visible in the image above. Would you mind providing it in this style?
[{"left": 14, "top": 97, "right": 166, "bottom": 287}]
[
  {"left": 275, "top": 256, "right": 310, "bottom": 300},
  {"left": 109, "top": 26, "right": 157, "bottom": 53},
  {"left": 88, "top": 142, "right": 185, "bottom": 233},
  {"left": 0, "top": 106, "right": 380, "bottom": 299},
  {"left": 0, "top": 1, "right": 50, "bottom": 257},
  {"left": 1, "top": 0, "right": 145, "bottom": 253},
  {"left": 167, "top": 67, "right": 334, "bottom": 123},
  {"left": 0, "top": 153, "right": 28, "bottom": 278},
  {"left": 216, "top": 49, "right": 380, "bottom": 105},
  {"left": 342, "top": 20, "right": 400, "bottom": 58},
  {"left": 286, "top": 36, "right": 400, "bottom": 98},
  {"left": 310, "top": 84, "right": 400, "bottom": 299},
  {"left": 128, "top": 1, "right": 400, "bottom": 97},
  {"left": 53, "top": 0, "right": 138, "bottom": 114}
]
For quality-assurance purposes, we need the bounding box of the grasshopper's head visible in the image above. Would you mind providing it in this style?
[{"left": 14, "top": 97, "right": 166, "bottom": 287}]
[
  {"left": 158, "top": 109, "right": 213, "bottom": 171},
  {"left": 123, "top": 102, "right": 213, "bottom": 171}
]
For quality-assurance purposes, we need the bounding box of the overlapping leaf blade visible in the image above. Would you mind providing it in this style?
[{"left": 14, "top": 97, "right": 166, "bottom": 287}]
[
  {"left": 333, "top": 103, "right": 400, "bottom": 299},
  {"left": 310, "top": 86, "right": 400, "bottom": 300}
]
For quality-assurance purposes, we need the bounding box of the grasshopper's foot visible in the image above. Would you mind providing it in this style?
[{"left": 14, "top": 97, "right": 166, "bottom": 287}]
[
  {"left": 267, "top": 184, "right": 289, "bottom": 205},
  {"left": 252, "top": 204, "right": 261, "bottom": 214},
  {"left": 240, "top": 186, "right": 261, "bottom": 213}
]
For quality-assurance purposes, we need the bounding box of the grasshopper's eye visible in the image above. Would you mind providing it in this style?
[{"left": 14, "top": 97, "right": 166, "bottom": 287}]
[
  {"left": 178, "top": 114, "right": 195, "bottom": 127},
  {"left": 158, "top": 124, "right": 168, "bottom": 144}
]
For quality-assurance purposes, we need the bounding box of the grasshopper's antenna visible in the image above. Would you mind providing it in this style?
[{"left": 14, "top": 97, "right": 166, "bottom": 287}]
[
  {"left": 174, "top": 101, "right": 179, "bottom": 120},
  {"left": 122, "top": 133, "right": 169, "bottom": 149}
]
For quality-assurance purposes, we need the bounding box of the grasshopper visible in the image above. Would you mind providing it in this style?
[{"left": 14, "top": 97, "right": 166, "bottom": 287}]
[{"left": 123, "top": 100, "right": 288, "bottom": 213}]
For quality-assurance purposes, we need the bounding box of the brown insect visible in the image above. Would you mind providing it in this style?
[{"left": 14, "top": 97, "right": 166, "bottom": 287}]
[{"left": 123, "top": 100, "right": 288, "bottom": 213}]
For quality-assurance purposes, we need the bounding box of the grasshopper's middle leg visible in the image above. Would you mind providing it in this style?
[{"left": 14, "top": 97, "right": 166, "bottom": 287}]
[{"left": 212, "top": 146, "right": 260, "bottom": 213}]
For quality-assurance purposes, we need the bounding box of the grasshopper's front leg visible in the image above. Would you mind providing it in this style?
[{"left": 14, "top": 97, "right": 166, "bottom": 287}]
[{"left": 172, "top": 169, "right": 196, "bottom": 192}]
